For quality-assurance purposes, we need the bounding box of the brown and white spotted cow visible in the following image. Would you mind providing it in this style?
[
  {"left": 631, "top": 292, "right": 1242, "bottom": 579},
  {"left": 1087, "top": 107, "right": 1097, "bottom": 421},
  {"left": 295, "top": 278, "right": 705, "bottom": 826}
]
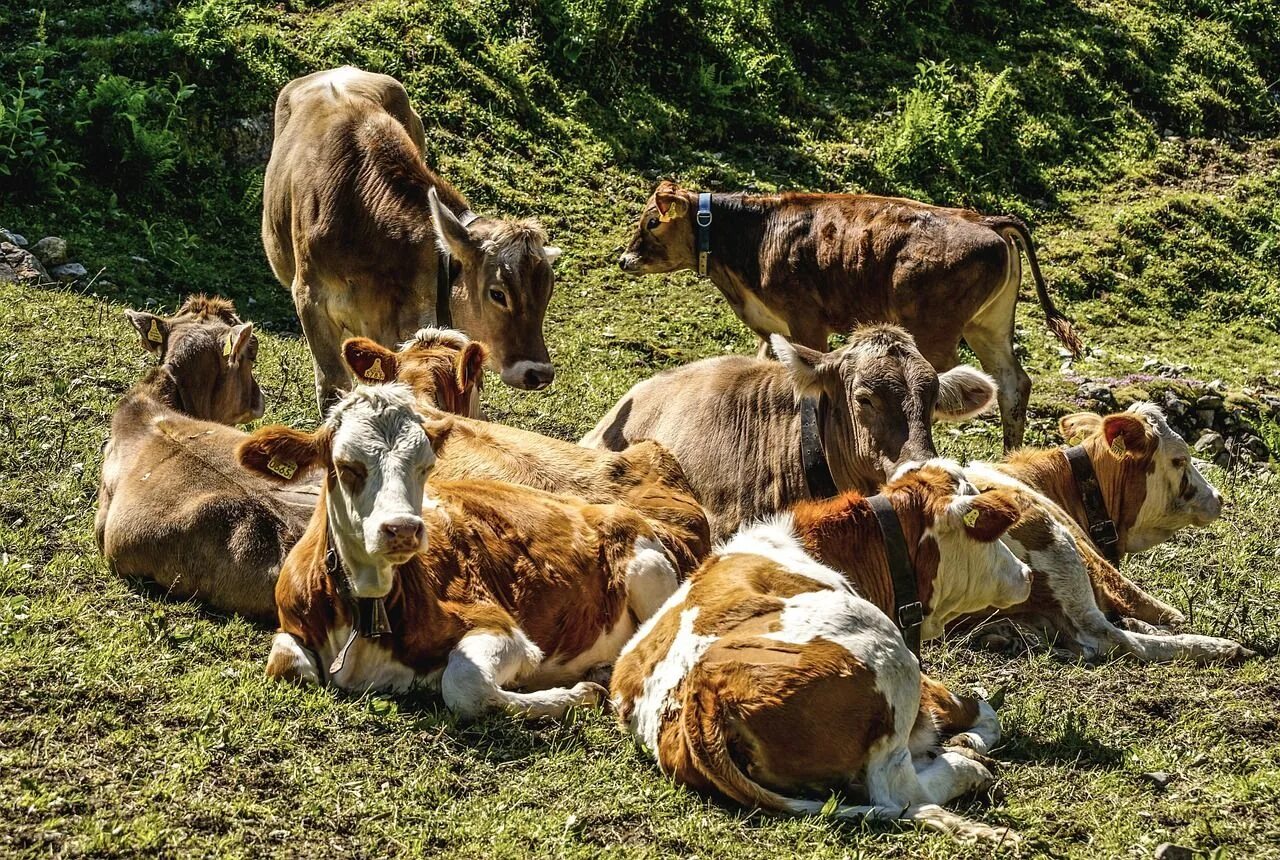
[
  {"left": 263, "top": 67, "right": 560, "bottom": 411},
  {"left": 240, "top": 384, "right": 681, "bottom": 718},
  {"left": 618, "top": 181, "right": 1082, "bottom": 449},
  {"left": 583, "top": 324, "right": 998, "bottom": 540},
  {"left": 95, "top": 296, "right": 311, "bottom": 622},
  {"left": 611, "top": 461, "right": 1031, "bottom": 844},
  {"left": 955, "top": 403, "right": 1251, "bottom": 663},
  {"left": 341, "top": 331, "right": 712, "bottom": 577}
]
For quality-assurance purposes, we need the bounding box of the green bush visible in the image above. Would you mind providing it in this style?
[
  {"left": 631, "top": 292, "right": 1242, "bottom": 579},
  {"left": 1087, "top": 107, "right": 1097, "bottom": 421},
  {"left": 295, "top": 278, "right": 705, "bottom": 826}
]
[
  {"left": 0, "top": 66, "right": 78, "bottom": 196},
  {"left": 73, "top": 74, "right": 196, "bottom": 190}
]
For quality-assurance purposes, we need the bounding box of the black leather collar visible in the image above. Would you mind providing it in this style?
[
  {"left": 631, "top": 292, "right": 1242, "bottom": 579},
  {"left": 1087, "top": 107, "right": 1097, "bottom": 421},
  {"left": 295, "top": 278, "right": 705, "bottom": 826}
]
[
  {"left": 799, "top": 394, "right": 838, "bottom": 499},
  {"left": 868, "top": 495, "right": 924, "bottom": 659},
  {"left": 1064, "top": 445, "right": 1121, "bottom": 564},
  {"left": 324, "top": 527, "right": 392, "bottom": 676},
  {"left": 695, "top": 192, "right": 712, "bottom": 277}
]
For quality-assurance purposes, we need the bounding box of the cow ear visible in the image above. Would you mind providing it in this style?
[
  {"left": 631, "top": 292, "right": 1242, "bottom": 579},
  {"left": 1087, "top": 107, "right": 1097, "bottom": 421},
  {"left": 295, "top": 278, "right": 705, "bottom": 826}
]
[
  {"left": 655, "top": 183, "right": 689, "bottom": 220},
  {"left": 238, "top": 425, "right": 321, "bottom": 482},
  {"left": 1102, "top": 413, "right": 1155, "bottom": 459},
  {"left": 224, "top": 322, "right": 255, "bottom": 364},
  {"left": 455, "top": 341, "right": 489, "bottom": 394},
  {"left": 542, "top": 245, "right": 562, "bottom": 262},
  {"left": 771, "top": 334, "right": 825, "bottom": 399},
  {"left": 125, "top": 310, "right": 167, "bottom": 354},
  {"left": 343, "top": 337, "right": 399, "bottom": 384},
  {"left": 1059, "top": 412, "right": 1103, "bottom": 445},
  {"left": 428, "top": 186, "right": 480, "bottom": 263},
  {"left": 420, "top": 415, "right": 454, "bottom": 450},
  {"left": 934, "top": 366, "right": 997, "bottom": 422},
  {"left": 959, "top": 489, "right": 1023, "bottom": 542}
]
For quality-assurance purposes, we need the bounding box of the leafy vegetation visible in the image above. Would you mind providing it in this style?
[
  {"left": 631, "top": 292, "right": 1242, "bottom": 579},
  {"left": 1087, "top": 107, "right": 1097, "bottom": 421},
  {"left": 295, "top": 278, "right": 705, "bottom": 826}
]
[{"left": 1, "top": 0, "right": 1278, "bottom": 857}]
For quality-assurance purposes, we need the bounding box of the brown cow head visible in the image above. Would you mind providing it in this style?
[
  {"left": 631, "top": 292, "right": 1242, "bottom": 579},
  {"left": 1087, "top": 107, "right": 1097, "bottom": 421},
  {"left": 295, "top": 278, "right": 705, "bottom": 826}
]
[
  {"left": 771, "top": 325, "right": 996, "bottom": 490},
  {"left": 618, "top": 180, "right": 697, "bottom": 274},
  {"left": 239, "top": 384, "right": 434, "bottom": 597},
  {"left": 342, "top": 328, "right": 487, "bottom": 418},
  {"left": 884, "top": 461, "right": 1032, "bottom": 637},
  {"left": 124, "top": 295, "right": 265, "bottom": 425},
  {"left": 1059, "top": 403, "right": 1223, "bottom": 553},
  {"left": 428, "top": 187, "right": 559, "bottom": 391}
]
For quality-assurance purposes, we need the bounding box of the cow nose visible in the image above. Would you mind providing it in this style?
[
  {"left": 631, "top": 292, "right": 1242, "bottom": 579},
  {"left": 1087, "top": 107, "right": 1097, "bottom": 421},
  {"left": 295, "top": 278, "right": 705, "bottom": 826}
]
[
  {"left": 618, "top": 253, "right": 635, "bottom": 271},
  {"left": 524, "top": 366, "right": 554, "bottom": 390},
  {"left": 380, "top": 518, "right": 424, "bottom": 548}
]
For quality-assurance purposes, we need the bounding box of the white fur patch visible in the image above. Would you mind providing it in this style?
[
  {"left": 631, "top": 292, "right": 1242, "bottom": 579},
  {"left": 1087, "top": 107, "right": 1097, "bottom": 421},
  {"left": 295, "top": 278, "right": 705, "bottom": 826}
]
[
  {"left": 717, "top": 515, "right": 851, "bottom": 592},
  {"left": 627, "top": 604, "right": 716, "bottom": 755}
]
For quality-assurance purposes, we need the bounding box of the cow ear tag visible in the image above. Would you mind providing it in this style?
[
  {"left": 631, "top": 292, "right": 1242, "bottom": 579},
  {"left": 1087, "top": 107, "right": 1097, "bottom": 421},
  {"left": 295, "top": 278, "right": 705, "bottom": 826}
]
[
  {"left": 267, "top": 455, "right": 298, "bottom": 479},
  {"left": 1068, "top": 433, "right": 1085, "bottom": 446},
  {"left": 963, "top": 508, "right": 980, "bottom": 528},
  {"left": 223, "top": 332, "right": 235, "bottom": 357},
  {"left": 1111, "top": 435, "right": 1127, "bottom": 456},
  {"left": 147, "top": 319, "right": 163, "bottom": 344},
  {"left": 364, "top": 358, "right": 385, "bottom": 382},
  {"left": 659, "top": 198, "right": 687, "bottom": 222}
]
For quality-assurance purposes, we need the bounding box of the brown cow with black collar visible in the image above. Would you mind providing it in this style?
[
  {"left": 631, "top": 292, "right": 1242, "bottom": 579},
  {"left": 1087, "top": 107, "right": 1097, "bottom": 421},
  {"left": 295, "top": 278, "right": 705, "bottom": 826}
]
[{"left": 619, "top": 181, "right": 1081, "bottom": 450}]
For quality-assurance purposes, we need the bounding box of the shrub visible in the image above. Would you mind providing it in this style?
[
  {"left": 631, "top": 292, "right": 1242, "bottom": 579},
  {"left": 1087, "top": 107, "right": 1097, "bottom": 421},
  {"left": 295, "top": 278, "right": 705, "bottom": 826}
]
[
  {"left": 74, "top": 74, "right": 195, "bottom": 190},
  {"left": 0, "top": 66, "right": 78, "bottom": 197}
]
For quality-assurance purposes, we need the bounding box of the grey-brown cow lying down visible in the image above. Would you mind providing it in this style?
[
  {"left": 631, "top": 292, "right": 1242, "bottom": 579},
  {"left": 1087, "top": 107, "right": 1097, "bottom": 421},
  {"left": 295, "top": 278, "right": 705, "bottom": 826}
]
[
  {"left": 95, "top": 297, "right": 312, "bottom": 622},
  {"left": 263, "top": 66, "right": 561, "bottom": 411},
  {"left": 581, "top": 324, "right": 998, "bottom": 539}
]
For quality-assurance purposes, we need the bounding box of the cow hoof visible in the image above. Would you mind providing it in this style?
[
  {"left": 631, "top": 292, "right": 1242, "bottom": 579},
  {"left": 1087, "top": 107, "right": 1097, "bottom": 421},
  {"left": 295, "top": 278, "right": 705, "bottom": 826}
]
[
  {"left": 942, "top": 743, "right": 1001, "bottom": 774},
  {"left": 1116, "top": 616, "right": 1165, "bottom": 636},
  {"left": 572, "top": 681, "right": 609, "bottom": 709}
]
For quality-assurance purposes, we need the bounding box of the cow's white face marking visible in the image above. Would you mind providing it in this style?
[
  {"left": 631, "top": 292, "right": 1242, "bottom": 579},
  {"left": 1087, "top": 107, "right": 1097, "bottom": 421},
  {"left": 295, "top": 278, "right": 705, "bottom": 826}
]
[
  {"left": 1126, "top": 403, "right": 1224, "bottom": 552},
  {"left": 325, "top": 385, "right": 434, "bottom": 597}
]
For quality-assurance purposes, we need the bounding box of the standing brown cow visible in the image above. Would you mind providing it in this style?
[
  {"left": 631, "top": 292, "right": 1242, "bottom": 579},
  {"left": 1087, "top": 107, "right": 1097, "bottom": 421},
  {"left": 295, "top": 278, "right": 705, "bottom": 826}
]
[
  {"left": 618, "top": 181, "right": 1081, "bottom": 449},
  {"left": 263, "top": 66, "right": 560, "bottom": 411}
]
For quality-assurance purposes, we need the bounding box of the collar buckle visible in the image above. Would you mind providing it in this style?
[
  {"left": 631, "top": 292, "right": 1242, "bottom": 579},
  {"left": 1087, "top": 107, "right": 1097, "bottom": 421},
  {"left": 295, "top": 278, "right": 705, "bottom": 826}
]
[
  {"left": 1089, "top": 519, "right": 1119, "bottom": 547},
  {"left": 897, "top": 601, "right": 924, "bottom": 630}
]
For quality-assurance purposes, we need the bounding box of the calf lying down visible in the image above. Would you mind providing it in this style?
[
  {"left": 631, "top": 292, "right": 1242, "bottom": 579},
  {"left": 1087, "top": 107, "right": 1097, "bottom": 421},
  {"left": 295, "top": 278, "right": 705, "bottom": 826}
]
[
  {"left": 240, "top": 384, "right": 680, "bottom": 719},
  {"left": 612, "top": 462, "right": 1032, "bottom": 845},
  {"left": 955, "top": 404, "right": 1251, "bottom": 663}
]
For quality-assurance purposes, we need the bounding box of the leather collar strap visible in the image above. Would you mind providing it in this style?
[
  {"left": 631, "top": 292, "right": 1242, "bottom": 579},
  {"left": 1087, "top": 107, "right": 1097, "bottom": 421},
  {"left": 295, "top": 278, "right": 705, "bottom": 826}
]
[
  {"left": 696, "top": 192, "right": 712, "bottom": 277},
  {"left": 324, "top": 528, "right": 392, "bottom": 677},
  {"left": 1064, "top": 445, "right": 1121, "bottom": 564},
  {"left": 434, "top": 210, "right": 478, "bottom": 330},
  {"left": 868, "top": 495, "right": 924, "bottom": 659},
  {"left": 799, "top": 394, "right": 838, "bottom": 499}
]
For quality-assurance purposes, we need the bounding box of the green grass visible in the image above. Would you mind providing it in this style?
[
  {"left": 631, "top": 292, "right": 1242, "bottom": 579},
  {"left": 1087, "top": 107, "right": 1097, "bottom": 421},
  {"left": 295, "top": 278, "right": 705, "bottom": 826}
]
[{"left": 3, "top": 0, "right": 1280, "bottom": 856}]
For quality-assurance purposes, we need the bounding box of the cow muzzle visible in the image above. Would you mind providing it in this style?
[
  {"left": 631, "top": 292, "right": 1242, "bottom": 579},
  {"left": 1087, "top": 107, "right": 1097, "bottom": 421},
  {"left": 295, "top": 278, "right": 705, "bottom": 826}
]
[
  {"left": 501, "top": 360, "right": 555, "bottom": 391},
  {"left": 618, "top": 252, "right": 640, "bottom": 272},
  {"left": 372, "top": 515, "right": 427, "bottom": 563}
]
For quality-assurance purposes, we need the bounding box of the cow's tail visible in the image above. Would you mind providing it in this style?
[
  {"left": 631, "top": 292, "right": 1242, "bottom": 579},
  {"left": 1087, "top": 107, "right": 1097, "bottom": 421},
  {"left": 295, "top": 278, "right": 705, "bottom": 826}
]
[
  {"left": 677, "top": 677, "right": 1003, "bottom": 843},
  {"left": 990, "top": 215, "right": 1083, "bottom": 358}
]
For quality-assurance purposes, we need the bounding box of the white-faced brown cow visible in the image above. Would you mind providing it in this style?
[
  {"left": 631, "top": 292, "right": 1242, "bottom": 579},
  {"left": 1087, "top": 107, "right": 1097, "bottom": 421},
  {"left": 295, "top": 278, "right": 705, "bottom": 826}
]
[
  {"left": 263, "top": 66, "right": 560, "bottom": 411},
  {"left": 619, "top": 181, "right": 1082, "bottom": 450},
  {"left": 95, "top": 296, "right": 310, "bottom": 622},
  {"left": 611, "top": 462, "right": 1031, "bottom": 844},
  {"left": 582, "top": 324, "right": 998, "bottom": 540},
  {"left": 955, "top": 403, "right": 1251, "bottom": 663},
  {"left": 342, "top": 331, "right": 712, "bottom": 576},
  {"left": 240, "top": 384, "right": 682, "bottom": 718}
]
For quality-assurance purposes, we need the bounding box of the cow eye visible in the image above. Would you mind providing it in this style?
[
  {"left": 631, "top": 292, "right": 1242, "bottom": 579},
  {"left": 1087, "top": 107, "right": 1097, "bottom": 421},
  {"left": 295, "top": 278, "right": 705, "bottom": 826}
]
[
  {"left": 1171, "top": 457, "right": 1188, "bottom": 470},
  {"left": 647, "top": 217, "right": 660, "bottom": 230},
  {"left": 336, "top": 461, "right": 366, "bottom": 489},
  {"left": 489, "top": 288, "right": 508, "bottom": 307}
]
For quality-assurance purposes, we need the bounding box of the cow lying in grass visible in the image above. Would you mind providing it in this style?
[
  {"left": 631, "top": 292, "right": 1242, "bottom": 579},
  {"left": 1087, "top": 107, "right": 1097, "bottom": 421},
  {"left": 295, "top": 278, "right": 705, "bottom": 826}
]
[
  {"left": 95, "top": 296, "right": 310, "bottom": 623},
  {"left": 341, "top": 330, "right": 712, "bottom": 576},
  {"left": 957, "top": 403, "right": 1252, "bottom": 663},
  {"left": 241, "top": 384, "right": 681, "bottom": 718},
  {"left": 582, "top": 324, "right": 998, "bottom": 540},
  {"left": 611, "top": 462, "right": 1031, "bottom": 845}
]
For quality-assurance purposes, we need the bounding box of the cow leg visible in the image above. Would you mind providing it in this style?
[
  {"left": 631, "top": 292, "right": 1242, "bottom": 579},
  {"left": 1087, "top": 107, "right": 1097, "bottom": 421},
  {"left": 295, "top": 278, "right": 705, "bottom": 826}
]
[
  {"left": 916, "top": 675, "right": 1002, "bottom": 755},
  {"left": 266, "top": 632, "right": 321, "bottom": 686},
  {"left": 441, "top": 627, "right": 606, "bottom": 720},
  {"left": 1088, "top": 561, "right": 1185, "bottom": 626},
  {"left": 293, "top": 278, "right": 351, "bottom": 413},
  {"left": 962, "top": 276, "right": 1029, "bottom": 450}
]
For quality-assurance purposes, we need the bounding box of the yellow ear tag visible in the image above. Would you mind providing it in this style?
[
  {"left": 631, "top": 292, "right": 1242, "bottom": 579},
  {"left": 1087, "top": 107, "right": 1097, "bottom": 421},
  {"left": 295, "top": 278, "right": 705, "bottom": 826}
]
[
  {"left": 364, "top": 358, "right": 385, "bottom": 382},
  {"left": 963, "top": 508, "right": 980, "bottom": 528},
  {"left": 658, "top": 198, "right": 687, "bottom": 222},
  {"left": 267, "top": 456, "right": 297, "bottom": 479},
  {"left": 1068, "top": 433, "right": 1085, "bottom": 446},
  {"left": 1111, "top": 435, "right": 1127, "bottom": 456},
  {"left": 223, "top": 332, "right": 235, "bottom": 357},
  {"left": 147, "top": 318, "right": 163, "bottom": 344}
]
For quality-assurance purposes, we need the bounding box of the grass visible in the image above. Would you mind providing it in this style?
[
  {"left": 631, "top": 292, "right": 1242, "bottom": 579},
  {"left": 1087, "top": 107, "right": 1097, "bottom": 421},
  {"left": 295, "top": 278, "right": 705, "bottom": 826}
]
[{"left": 2, "top": 0, "right": 1280, "bottom": 856}]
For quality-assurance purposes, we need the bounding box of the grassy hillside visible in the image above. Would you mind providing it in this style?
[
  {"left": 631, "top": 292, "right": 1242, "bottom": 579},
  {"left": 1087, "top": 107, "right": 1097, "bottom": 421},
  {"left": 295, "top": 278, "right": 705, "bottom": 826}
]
[{"left": 2, "top": 1, "right": 1279, "bottom": 857}]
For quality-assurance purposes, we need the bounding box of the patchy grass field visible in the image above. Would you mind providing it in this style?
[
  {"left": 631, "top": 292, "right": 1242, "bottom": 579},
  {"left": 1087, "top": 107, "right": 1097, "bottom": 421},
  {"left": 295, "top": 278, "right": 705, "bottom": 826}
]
[{"left": 3, "top": 0, "right": 1280, "bottom": 857}]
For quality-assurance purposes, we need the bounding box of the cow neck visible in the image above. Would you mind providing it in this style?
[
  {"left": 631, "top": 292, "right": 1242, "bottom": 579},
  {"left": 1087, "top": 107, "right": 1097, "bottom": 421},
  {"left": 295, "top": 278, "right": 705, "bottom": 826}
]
[
  {"left": 1001, "top": 442, "right": 1142, "bottom": 559},
  {"left": 318, "top": 477, "right": 393, "bottom": 676},
  {"left": 795, "top": 493, "right": 934, "bottom": 648},
  {"left": 867, "top": 494, "right": 924, "bottom": 658},
  {"left": 799, "top": 394, "right": 838, "bottom": 499},
  {"left": 1063, "top": 445, "right": 1120, "bottom": 564},
  {"left": 700, "top": 194, "right": 766, "bottom": 294}
]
